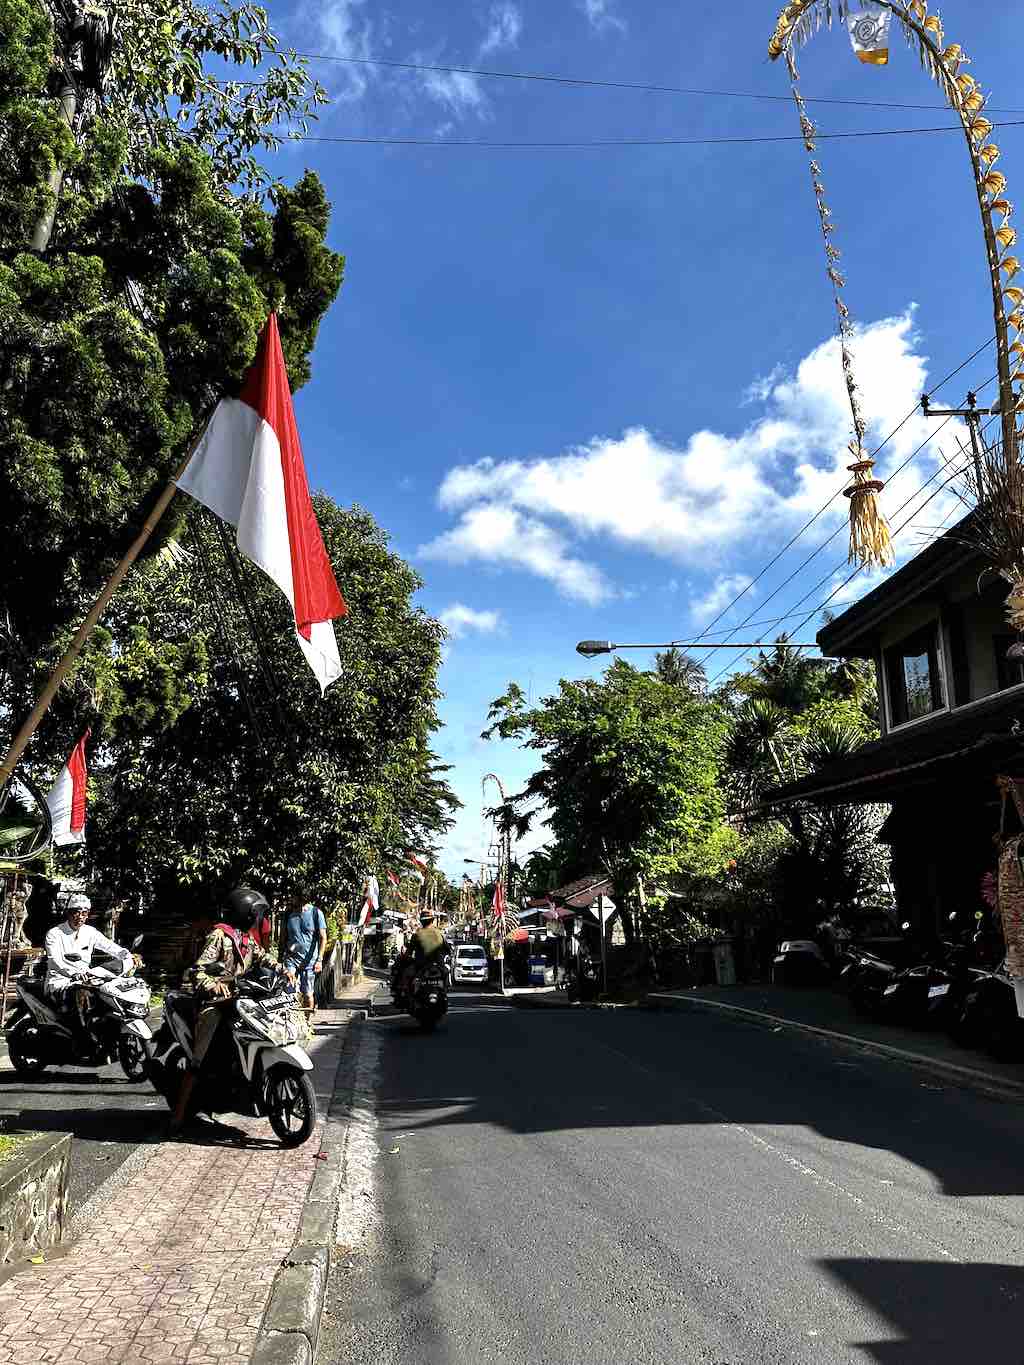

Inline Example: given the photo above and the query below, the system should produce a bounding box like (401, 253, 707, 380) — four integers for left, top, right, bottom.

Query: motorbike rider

(44, 893, 134, 1031)
(398, 908, 446, 997)
(169, 886, 294, 1134)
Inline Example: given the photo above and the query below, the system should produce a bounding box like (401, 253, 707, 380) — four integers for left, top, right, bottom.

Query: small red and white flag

(176, 314, 347, 693)
(386, 870, 400, 889)
(46, 731, 90, 847)
(406, 852, 429, 879)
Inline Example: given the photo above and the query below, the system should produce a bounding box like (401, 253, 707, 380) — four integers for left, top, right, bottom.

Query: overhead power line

(296, 119, 1024, 149)
(286, 51, 1024, 117)
(689, 338, 994, 650)
(706, 414, 997, 685)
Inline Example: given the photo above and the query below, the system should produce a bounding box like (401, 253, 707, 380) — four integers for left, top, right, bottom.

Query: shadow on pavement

(371, 1007, 1024, 1198)
(9, 1105, 165, 1144)
(822, 1259, 1024, 1361)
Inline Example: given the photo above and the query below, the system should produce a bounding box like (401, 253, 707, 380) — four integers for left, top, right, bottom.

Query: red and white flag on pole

(357, 874, 380, 929)
(406, 852, 429, 879)
(491, 877, 506, 923)
(386, 870, 400, 889)
(46, 731, 90, 847)
(176, 314, 347, 693)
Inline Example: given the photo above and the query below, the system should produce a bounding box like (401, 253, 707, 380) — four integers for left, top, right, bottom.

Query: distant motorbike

(6, 938, 153, 1081)
(392, 960, 448, 1031)
(149, 961, 316, 1147)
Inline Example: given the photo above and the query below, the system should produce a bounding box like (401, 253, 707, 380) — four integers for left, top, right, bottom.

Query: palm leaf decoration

(767, 1, 1024, 627)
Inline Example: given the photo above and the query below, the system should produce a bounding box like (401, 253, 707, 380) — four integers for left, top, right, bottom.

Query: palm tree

(654, 647, 707, 694)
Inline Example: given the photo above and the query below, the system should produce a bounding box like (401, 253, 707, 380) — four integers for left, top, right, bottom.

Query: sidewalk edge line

(646, 992, 1024, 1101)
(251, 1010, 367, 1365)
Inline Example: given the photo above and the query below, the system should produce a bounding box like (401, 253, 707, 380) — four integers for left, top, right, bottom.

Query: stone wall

(0, 1134, 70, 1265)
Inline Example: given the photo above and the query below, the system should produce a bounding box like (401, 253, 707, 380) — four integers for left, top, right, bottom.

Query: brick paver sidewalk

(0, 986, 377, 1365)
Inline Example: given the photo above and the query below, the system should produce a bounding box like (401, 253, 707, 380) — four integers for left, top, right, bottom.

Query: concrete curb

(646, 991, 1024, 1103)
(251, 1017, 366, 1365)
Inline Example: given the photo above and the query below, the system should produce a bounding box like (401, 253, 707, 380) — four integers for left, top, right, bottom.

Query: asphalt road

(0, 1044, 166, 1213)
(320, 992, 1024, 1365)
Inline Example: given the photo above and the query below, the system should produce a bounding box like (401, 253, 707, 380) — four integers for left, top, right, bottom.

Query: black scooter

(953, 964, 1024, 1061)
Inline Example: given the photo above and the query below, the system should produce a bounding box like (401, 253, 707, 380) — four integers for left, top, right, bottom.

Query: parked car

(772, 939, 828, 987)
(452, 944, 489, 986)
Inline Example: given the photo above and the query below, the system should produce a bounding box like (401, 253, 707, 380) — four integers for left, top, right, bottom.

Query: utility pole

(31, 3, 115, 253)
(920, 391, 988, 500)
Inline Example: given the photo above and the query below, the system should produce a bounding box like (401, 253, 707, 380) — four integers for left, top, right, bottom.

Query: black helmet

(419, 909, 435, 925)
(223, 885, 269, 932)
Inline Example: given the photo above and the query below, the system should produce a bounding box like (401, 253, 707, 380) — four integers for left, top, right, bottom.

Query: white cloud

(427, 312, 972, 603)
(743, 364, 786, 405)
(690, 574, 754, 626)
(481, 2, 523, 54)
(580, 0, 626, 33)
(439, 603, 503, 638)
(418, 67, 486, 116)
(317, 0, 373, 102)
(419, 504, 611, 604)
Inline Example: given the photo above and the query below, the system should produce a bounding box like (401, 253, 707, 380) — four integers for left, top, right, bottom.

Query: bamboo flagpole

(0, 424, 207, 793)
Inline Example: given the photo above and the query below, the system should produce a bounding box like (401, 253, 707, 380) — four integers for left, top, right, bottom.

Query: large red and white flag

(176, 314, 347, 693)
(46, 731, 90, 847)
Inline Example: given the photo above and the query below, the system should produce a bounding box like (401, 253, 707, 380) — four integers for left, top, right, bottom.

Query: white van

(452, 944, 489, 986)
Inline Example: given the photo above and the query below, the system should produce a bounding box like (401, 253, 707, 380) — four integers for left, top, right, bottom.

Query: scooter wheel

(118, 1029, 155, 1083)
(8, 1027, 47, 1079)
(265, 1065, 316, 1148)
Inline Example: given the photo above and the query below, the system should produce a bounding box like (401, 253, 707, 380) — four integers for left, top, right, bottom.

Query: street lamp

(575, 639, 822, 658)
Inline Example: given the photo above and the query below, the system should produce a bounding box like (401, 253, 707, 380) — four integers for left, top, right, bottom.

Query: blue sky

(268, 1, 1023, 875)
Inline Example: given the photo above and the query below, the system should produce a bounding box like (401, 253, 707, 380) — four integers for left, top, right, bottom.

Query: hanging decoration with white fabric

(176, 314, 348, 693)
(45, 730, 90, 847)
(845, 1, 891, 64)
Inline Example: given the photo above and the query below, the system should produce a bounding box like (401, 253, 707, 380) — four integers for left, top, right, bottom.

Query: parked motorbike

(149, 961, 316, 1146)
(841, 943, 901, 1016)
(951, 964, 1024, 1061)
(6, 937, 153, 1081)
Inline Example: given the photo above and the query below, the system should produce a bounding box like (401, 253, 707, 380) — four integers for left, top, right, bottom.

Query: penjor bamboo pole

(0, 424, 207, 792)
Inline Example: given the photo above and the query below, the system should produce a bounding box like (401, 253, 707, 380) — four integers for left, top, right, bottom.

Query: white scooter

(7, 938, 154, 1081)
(150, 960, 316, 1147)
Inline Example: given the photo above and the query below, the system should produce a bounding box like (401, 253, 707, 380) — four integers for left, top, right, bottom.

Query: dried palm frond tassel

(782, 49, 894, 569)
(844, 444, 894, 567)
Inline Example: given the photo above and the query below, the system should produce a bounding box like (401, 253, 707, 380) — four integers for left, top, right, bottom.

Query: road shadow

(822, 1258, 1024, 1361)
(370, 1007, 1024, 1198)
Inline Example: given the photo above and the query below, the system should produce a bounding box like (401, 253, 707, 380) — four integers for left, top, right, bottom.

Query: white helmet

(66, 893, 91, 912)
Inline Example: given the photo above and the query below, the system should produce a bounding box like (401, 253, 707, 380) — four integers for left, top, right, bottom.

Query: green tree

(82, 498, 458, 911)
(484, 660, 737, 939)
(1, 0, 343, 772)
(653, 647, 707, 694)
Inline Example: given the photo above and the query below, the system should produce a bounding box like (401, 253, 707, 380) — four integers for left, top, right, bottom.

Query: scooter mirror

(132, 934, 144, 948)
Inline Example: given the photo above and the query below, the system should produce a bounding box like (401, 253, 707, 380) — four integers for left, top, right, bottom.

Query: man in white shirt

(44, 893, 133, 1024)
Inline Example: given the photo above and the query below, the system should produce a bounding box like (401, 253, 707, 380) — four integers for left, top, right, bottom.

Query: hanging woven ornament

(784, 47, 894, 568)
(845, 443, 894, 567)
